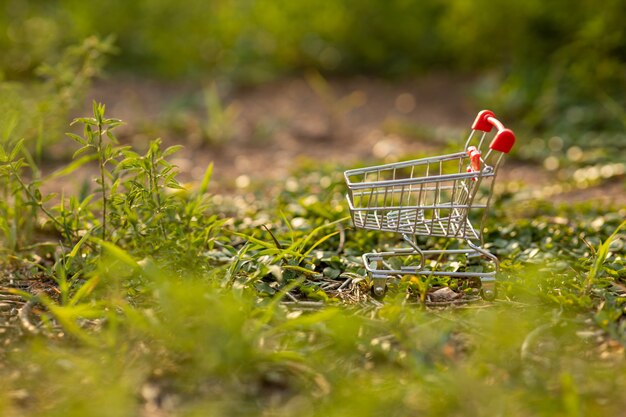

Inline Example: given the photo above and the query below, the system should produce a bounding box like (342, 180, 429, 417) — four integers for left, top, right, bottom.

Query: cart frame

(344, 110, 516, 298)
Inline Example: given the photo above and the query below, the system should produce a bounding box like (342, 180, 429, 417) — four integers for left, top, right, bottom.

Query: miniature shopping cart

(344, 110, 516, 299)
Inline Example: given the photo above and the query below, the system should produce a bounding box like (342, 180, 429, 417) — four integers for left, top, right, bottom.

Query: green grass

(0, 99, 625, 416)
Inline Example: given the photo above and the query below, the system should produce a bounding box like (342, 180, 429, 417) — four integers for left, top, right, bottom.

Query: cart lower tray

(351, 208, 480, 239)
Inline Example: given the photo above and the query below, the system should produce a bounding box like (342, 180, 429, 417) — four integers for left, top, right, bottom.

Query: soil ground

(64, 74, 625, 206)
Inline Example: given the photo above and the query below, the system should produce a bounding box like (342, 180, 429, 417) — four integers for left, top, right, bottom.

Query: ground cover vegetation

(0, 83, 624, 416)
(0, 2, 625, 415)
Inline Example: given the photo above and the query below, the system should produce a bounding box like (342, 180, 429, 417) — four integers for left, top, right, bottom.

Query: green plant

(0, 138, 69, 249)
(68, 102, 125, 241)
(228, 216, 347, 295)
(202, 83, 241, 145)
(584, 219, 626, 292)
(64, 103, 227, 272)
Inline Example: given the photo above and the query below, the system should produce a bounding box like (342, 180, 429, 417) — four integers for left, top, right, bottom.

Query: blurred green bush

(1, 0, 625, 134)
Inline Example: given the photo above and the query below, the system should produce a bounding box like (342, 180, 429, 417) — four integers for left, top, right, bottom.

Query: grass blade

(584, 219, 626, 292)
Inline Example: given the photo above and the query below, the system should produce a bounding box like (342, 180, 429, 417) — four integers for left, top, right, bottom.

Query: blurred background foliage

(1, 0, 625, 138)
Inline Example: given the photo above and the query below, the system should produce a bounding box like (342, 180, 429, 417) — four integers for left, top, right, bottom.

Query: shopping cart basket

(344, 110, 516, 299)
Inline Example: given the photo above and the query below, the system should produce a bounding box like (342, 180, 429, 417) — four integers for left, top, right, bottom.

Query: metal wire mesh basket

(344, 110, 516, 298)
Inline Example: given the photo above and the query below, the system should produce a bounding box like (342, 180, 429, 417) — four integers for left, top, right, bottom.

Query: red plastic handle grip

(471, 110, 516, 154)
(467, 146, 481, 171)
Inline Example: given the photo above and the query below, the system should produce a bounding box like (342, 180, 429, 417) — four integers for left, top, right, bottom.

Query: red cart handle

(471, 110, 516, 154)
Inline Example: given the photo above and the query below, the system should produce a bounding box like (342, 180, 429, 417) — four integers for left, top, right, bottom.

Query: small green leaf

(166, 179, 184, 189)
(66, 132, 87, 145)
(104, 118, 123, 126)
(163, 145, 184, 157)
(92, 238, 141, 271)
(71, 117, 97, 126)
(67, 229, 93, 265)
(323, 267, 341, 279)
(69, 275, 100, 306)
(9, 138, 25, 161)
(198, 163, 213, 195)
(93, 101, 104, 123)
(105, 130, 118, 143)
(73, 145, 93, 159)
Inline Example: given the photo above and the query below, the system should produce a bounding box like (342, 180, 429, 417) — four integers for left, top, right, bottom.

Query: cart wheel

(371, 283, 388, 301)
(480, 285, 497, 301)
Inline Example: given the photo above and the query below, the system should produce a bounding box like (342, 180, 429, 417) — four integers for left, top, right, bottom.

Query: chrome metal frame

(345, 127, 508, 296)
